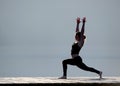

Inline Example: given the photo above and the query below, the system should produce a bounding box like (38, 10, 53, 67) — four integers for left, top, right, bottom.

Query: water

(0, 45, 120, 77)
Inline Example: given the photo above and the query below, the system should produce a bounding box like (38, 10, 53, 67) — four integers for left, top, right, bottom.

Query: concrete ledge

(0, 77, 120, 86)
(0, 83, 120, 86)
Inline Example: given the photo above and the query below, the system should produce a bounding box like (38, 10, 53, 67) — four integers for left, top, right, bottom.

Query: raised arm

(76, 17, 80, 32)
(81, 17, 86, 36)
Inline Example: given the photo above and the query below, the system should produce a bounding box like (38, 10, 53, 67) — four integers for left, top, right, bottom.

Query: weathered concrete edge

(0, 83, 120, 86)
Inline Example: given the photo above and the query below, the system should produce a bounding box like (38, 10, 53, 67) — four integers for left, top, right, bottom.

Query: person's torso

(71, 40, 84, 55)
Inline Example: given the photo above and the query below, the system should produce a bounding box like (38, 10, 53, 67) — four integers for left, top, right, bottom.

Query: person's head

(75, 32, 86, 41)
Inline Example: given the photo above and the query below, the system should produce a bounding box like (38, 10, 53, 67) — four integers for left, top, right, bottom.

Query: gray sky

(0, 0, 120, 77)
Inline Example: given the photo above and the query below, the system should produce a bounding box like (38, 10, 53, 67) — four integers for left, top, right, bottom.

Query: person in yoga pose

(59, 17, 102, 79)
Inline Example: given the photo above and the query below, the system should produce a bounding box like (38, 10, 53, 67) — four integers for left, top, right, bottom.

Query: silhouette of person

(59, 17, 102, 79)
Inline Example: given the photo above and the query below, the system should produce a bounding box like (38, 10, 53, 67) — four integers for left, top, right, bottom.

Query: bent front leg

(62, 59, 75, 76)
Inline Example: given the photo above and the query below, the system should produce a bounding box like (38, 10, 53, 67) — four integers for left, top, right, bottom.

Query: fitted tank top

(71, 42, 80, 55)
(71, 39, 84, 55)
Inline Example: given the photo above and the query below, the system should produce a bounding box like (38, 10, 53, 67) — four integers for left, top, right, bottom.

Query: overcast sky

(0, 0, 120, 77)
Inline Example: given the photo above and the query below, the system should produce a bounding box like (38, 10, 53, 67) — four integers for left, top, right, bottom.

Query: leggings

(62, 56, 100, 76)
